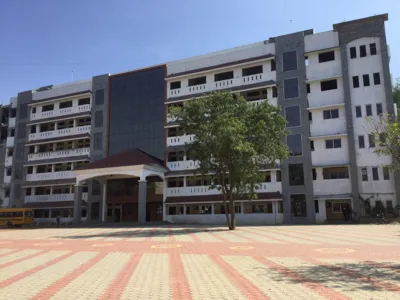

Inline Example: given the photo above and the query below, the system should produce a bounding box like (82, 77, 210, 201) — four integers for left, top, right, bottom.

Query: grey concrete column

(101, 181, 107, 222)
(138, 180, 147, 225)
(73, 185, 83, 224)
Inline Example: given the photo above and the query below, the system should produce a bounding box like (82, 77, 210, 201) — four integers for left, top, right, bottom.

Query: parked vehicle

(0, 208, 33, 228)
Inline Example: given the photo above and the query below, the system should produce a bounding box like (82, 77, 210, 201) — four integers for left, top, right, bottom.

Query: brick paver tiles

(0, 224, 398, 299)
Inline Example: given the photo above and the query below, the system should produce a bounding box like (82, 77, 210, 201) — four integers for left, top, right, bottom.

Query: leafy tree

(393, 78, 400, 107)
(367, 114, 400, 170)
(170, 91, 289, 230)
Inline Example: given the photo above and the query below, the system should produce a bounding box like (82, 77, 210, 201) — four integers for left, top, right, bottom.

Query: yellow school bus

(0, 208, 34, 228)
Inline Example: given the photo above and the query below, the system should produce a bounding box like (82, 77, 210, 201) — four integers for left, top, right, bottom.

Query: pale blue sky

(0, 0, 399, 102)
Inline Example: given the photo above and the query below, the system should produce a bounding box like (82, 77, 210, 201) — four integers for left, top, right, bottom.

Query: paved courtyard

(0, 224, 398, 299)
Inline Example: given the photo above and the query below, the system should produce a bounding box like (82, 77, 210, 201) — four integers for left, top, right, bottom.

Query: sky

(0, 0, 399, 102)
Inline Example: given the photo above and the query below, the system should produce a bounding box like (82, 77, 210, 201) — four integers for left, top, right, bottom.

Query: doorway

(325, 199, 352, 221)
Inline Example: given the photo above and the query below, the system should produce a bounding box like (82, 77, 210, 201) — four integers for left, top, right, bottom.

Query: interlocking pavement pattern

(0, 225, 398, 299)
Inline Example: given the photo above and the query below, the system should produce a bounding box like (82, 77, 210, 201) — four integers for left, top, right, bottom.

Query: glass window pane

(284, 78, 299, 99)
(282, 51, 297, 72)
(287, 134, 302, 156)
(285, 106, 301, 127)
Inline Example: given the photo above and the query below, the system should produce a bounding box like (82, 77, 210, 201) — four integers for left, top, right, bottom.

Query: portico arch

(72, 149, 167, 224)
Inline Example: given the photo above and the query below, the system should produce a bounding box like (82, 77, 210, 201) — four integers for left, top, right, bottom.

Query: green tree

(170, 91, 289, 230)
(393, 78, 400, 107)
(367, 114, 400, 170)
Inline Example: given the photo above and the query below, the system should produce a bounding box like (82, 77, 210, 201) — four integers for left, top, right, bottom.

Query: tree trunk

(223, 200, 232, 230)
(229, 200, 236, 230)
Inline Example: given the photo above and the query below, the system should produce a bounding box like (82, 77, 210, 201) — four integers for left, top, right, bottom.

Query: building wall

(108, 66, 166, 160)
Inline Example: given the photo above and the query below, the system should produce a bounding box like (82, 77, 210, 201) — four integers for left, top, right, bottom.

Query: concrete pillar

(101, 181, 107, 222)
(138, 180, 147, 225)
(73, 185, 83, 224)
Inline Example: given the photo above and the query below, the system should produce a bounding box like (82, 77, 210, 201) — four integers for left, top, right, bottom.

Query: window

(282, 51, 297, 72)
(95, 90, 104, 105)
(306, 84, 310, 94)
(188, 76, 206, 86)
(214, 71, 233, 82)
(314, 200, 319, 213)
(323, 109, 339, 119)
(363, 74, 370, 86)
(284, 78, 299, 99)
(289, 164, 304, 186)
(271, 59, 276, 71)
(372, 167, 379, 181)
(325, 139, 341, 149)
(272, 86, 278, 98)
(373, 72, 381, 85)
(79, 98, 91, 106)
(287, 134, 302, 156)
(31, 107, 37, 114)
(291, 194, 307, 217)
(350, 47, 357, 59)
(95, 110, 103, 128)
(320, 79, 337, 91)
(383, 167, 390, 180)
(308, 111, 312, 122)
(323, 167, 349, 179)
(305, 56, 309, 66)
(353, 76, 360, 88)
(59, 101, 73, 109)
(94, 132, 103, 150)
(170, 81, 181, 90)
(310, 140, 315, 151)
(366, 104, 372, 116)
(370, 43, 377, 55)
(92, 181, 101, 195)
(358, 135, 365, 148)
(276, 170, 281, 182)
(356, 106, 362, 118)
(360, 45, 367, 57)
(285, 106, 301, 127)
(252, 204, 265, 213)
(386, 200, 393, 214)
(42, 104, 54, 112)
(264, 172, 271, 182)
(318, 51, 335, 63)
(312, 168, 317, 180)
(242, 65, 263, 76)
(376, 103, 383, 115)
(368, 134, 375, 147)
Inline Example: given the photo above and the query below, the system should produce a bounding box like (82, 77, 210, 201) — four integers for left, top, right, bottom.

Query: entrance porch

(74, 149, 167, 225)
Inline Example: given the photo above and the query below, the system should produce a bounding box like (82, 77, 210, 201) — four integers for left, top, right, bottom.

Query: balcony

(25, 193, 88, 203)
(168, 71, 276, 99)
(6, 137, 14, 147)
(8, 117, 16, 128)
(4, 176, 11, 184)
(307, 89, 344, 108)
(306, 61, 341, 82)
(167, 160, 199, 171)
(28, 148, 90, 161)
(313, 179, 351, 196)
(5, 156, 12, 167)
(166, 181, 280, 197)
(26, 171, 75, 182)
(28, 125, 91, 142)
(167, 134, 195, 147)
(30, 104, 91, 121)
(248, 97, 277, 107)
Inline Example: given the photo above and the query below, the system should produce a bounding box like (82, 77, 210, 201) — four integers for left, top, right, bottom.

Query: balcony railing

(313, 179, 351, 195)
(6, 137, 14, 148)
(25, 193, 88, 203)
(28, 148, 90, 161)
(167, 134, 195, 147)
(166, 181, 281, 197)
(26, 171, 75, 182)
(167, 160, 199, 171)
(8, 117, 16, 128)
(28, 125, 91, 141)
(4, 156, 12, 167)
(4, 176, 11, 184)
(30, 104, 91, 121)
(306, 60, 341, 82)
(168, 71, 276, 99)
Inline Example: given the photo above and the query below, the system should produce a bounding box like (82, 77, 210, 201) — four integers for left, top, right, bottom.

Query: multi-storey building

(1, 14, 398, 225)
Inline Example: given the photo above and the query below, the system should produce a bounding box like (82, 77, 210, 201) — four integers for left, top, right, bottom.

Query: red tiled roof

(78, 148, 165, 171)
(165, 192, 281, 204)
